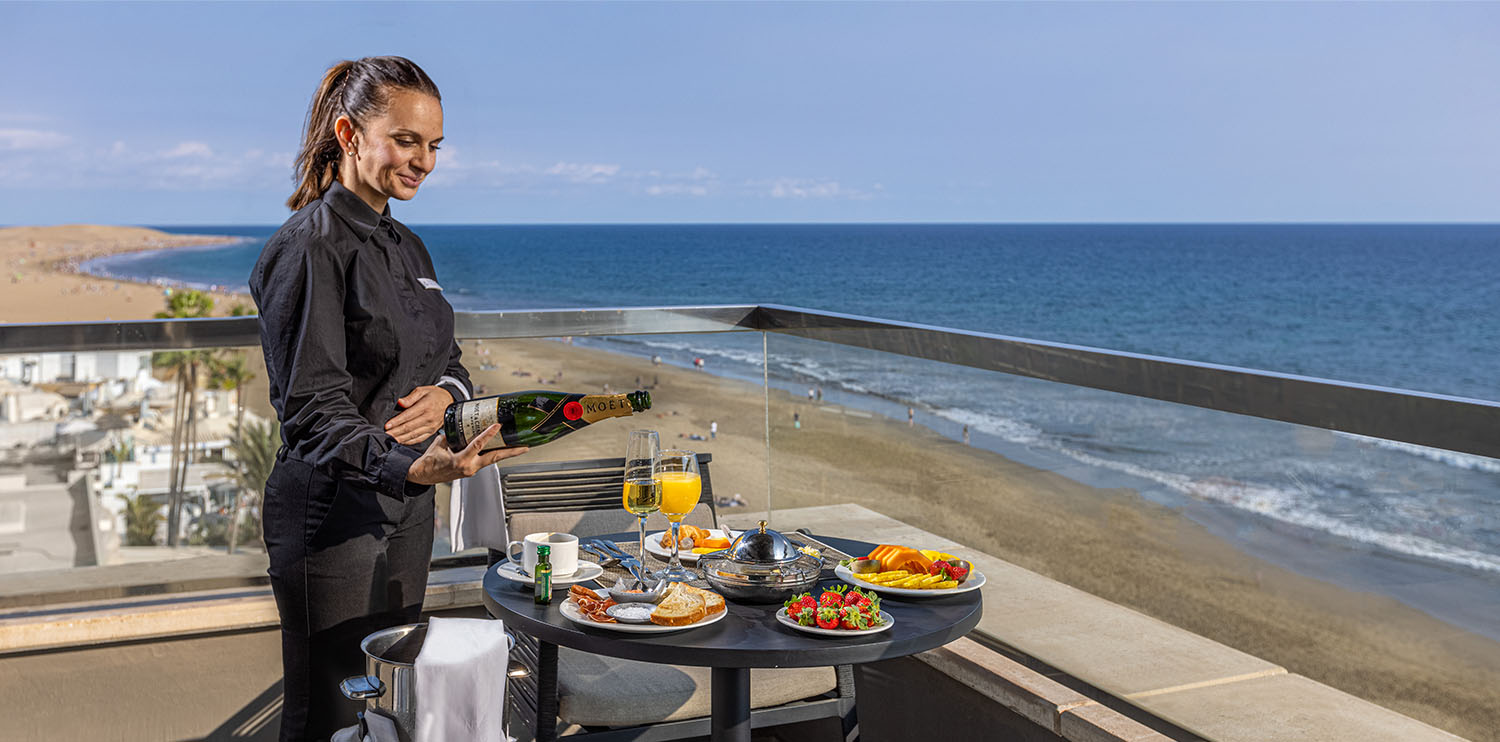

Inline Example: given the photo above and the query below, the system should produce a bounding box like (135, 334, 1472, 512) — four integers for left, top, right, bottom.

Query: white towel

(415, 616, 514, 742)
(439, 379, 509, 552)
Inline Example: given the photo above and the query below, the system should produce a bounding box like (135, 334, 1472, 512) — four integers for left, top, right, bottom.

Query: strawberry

(794, 605, 817, 627)
(815, 606, 841, 630)
(839, 605, 870, 630)
(929, 560, 969, 582)
(818, 587, 845, 609)
(843, 590, 862, 606)
(785, 593, 817, 614)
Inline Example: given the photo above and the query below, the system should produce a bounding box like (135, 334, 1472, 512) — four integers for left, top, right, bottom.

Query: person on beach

(249, 56, 528, 742)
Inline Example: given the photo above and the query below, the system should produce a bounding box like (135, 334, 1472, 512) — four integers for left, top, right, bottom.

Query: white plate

(642, 529, 735, 564)
(559, 596, 729, 633)
(494, 560, 605, 587)
(834, 563, 987, 598)
(775, 607, 894, 636)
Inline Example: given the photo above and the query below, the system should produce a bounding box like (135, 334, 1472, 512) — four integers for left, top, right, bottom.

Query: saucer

(494, 560, 605, 587)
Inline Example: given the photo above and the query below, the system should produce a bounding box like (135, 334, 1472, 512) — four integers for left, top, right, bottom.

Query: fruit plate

(643, 529, 737, 565)
(494, 560, 605, 587)
(834, 563, 987, 598)
(559, 597, 728, 633)
(774, 607, 894, 636)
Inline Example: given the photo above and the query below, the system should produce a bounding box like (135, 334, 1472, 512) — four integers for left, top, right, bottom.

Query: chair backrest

(499, 454, 719, 538)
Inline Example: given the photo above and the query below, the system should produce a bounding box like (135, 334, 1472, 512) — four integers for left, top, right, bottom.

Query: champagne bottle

(443, 389, 651, 453)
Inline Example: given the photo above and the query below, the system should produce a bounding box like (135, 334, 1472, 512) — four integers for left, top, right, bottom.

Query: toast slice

(650, 583, 706, 626)
(680, 583, 725, 617)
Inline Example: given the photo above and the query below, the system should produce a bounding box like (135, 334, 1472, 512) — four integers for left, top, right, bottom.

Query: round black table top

(481, 534, 983, 669)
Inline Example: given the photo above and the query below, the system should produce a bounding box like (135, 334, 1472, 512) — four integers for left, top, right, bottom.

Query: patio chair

(492, 455, 856, 742)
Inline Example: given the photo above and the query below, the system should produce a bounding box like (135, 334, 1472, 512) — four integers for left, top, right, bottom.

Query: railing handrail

(1, 304, 1496, 459)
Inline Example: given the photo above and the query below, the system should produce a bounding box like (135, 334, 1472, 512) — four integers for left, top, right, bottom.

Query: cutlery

(602, 541, 651, 584)
(584, 539, 650, 587)
(579, 543, 620, 569)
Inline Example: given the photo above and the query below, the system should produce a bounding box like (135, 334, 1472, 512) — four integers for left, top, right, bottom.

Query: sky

(1, 1, 1497, 225)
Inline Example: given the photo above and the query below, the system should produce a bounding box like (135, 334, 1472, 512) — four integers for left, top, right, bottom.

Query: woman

(250, 56, 527, 742)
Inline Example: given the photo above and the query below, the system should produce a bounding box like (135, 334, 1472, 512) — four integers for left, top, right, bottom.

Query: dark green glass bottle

(443, 390, 651, 454)
(534, 545, 552, 605)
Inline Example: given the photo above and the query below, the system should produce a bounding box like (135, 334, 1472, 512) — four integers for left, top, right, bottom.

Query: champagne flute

(622, 430, 662, 579)
(651, 449, 701, 583)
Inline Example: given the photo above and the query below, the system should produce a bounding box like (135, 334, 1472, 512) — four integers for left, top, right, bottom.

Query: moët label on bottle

(579, 394, 636, 423)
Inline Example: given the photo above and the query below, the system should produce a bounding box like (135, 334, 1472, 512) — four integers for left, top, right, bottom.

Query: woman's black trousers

(263, 454, 435, 742)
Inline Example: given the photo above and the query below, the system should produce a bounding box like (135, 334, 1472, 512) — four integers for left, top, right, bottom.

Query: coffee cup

(506, 532, 579, 578)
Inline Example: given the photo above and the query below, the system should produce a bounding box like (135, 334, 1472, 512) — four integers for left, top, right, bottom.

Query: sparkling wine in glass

(623, 430, 661, 575)
(652, 449, 701, 583)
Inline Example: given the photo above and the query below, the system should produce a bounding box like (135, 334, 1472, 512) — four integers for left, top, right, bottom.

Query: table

(481, 534, 983, 742)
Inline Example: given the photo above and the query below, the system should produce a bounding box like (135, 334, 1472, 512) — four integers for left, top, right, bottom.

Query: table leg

(710, 666, 751, 742)
(537, 640, 558, 742)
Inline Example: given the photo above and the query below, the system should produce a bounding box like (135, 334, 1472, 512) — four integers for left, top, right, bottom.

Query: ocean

(87, 223, 1500, 636)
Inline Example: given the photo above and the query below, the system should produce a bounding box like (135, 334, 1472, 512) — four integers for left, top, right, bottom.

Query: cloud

(0, 135, 290, 190)
(424, 155, 721, 198)
(762, 177, 869, 200)
(543, 161, 620, 184)
(0, 129, 69, 151)
(163, 141, 213, 158)
(645, 184, 710, 197)
(0, 128, 874, 207)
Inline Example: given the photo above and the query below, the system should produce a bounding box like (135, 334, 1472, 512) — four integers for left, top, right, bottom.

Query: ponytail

(286, 56, 441, 211)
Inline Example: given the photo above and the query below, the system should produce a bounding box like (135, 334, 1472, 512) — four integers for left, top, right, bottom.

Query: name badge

(417, 278, 443, 291)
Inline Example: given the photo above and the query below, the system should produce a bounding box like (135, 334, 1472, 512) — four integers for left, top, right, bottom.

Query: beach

(6, 226, 1497, 739)
(0, 225, 247, 323)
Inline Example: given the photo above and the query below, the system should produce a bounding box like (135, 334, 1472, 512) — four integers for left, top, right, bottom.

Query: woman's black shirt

(249, 181, 470, 498)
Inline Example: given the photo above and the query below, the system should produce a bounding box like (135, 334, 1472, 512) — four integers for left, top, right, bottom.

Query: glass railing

(1, 305, 1496, 738)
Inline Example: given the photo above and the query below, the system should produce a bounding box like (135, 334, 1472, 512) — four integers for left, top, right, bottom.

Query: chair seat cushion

(556, 648, 838, 728)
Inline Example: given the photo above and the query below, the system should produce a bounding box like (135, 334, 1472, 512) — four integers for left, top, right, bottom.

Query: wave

(1066, 450, 1500, 574)
(1336, 432, 1500, 475)
(930, 406, 1043, 445)
(929, 404, 1500, 574)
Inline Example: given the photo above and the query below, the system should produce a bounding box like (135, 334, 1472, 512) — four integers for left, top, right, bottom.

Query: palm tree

(107, 437, 133, 484)
(227, 418, 279, 553)
(208, 354, 254, 435)
(153, 289, 214, 547)
(118, 492, 164, 546)
(209, 353, 256, 553)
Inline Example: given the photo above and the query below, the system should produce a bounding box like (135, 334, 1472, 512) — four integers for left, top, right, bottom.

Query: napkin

(415, 616, 515, 742)
(439, 378, 509, 552)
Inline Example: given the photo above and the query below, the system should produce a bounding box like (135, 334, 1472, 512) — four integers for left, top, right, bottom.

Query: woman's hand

(385, 385, 455, 445)
(407, 423, 529, 485)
